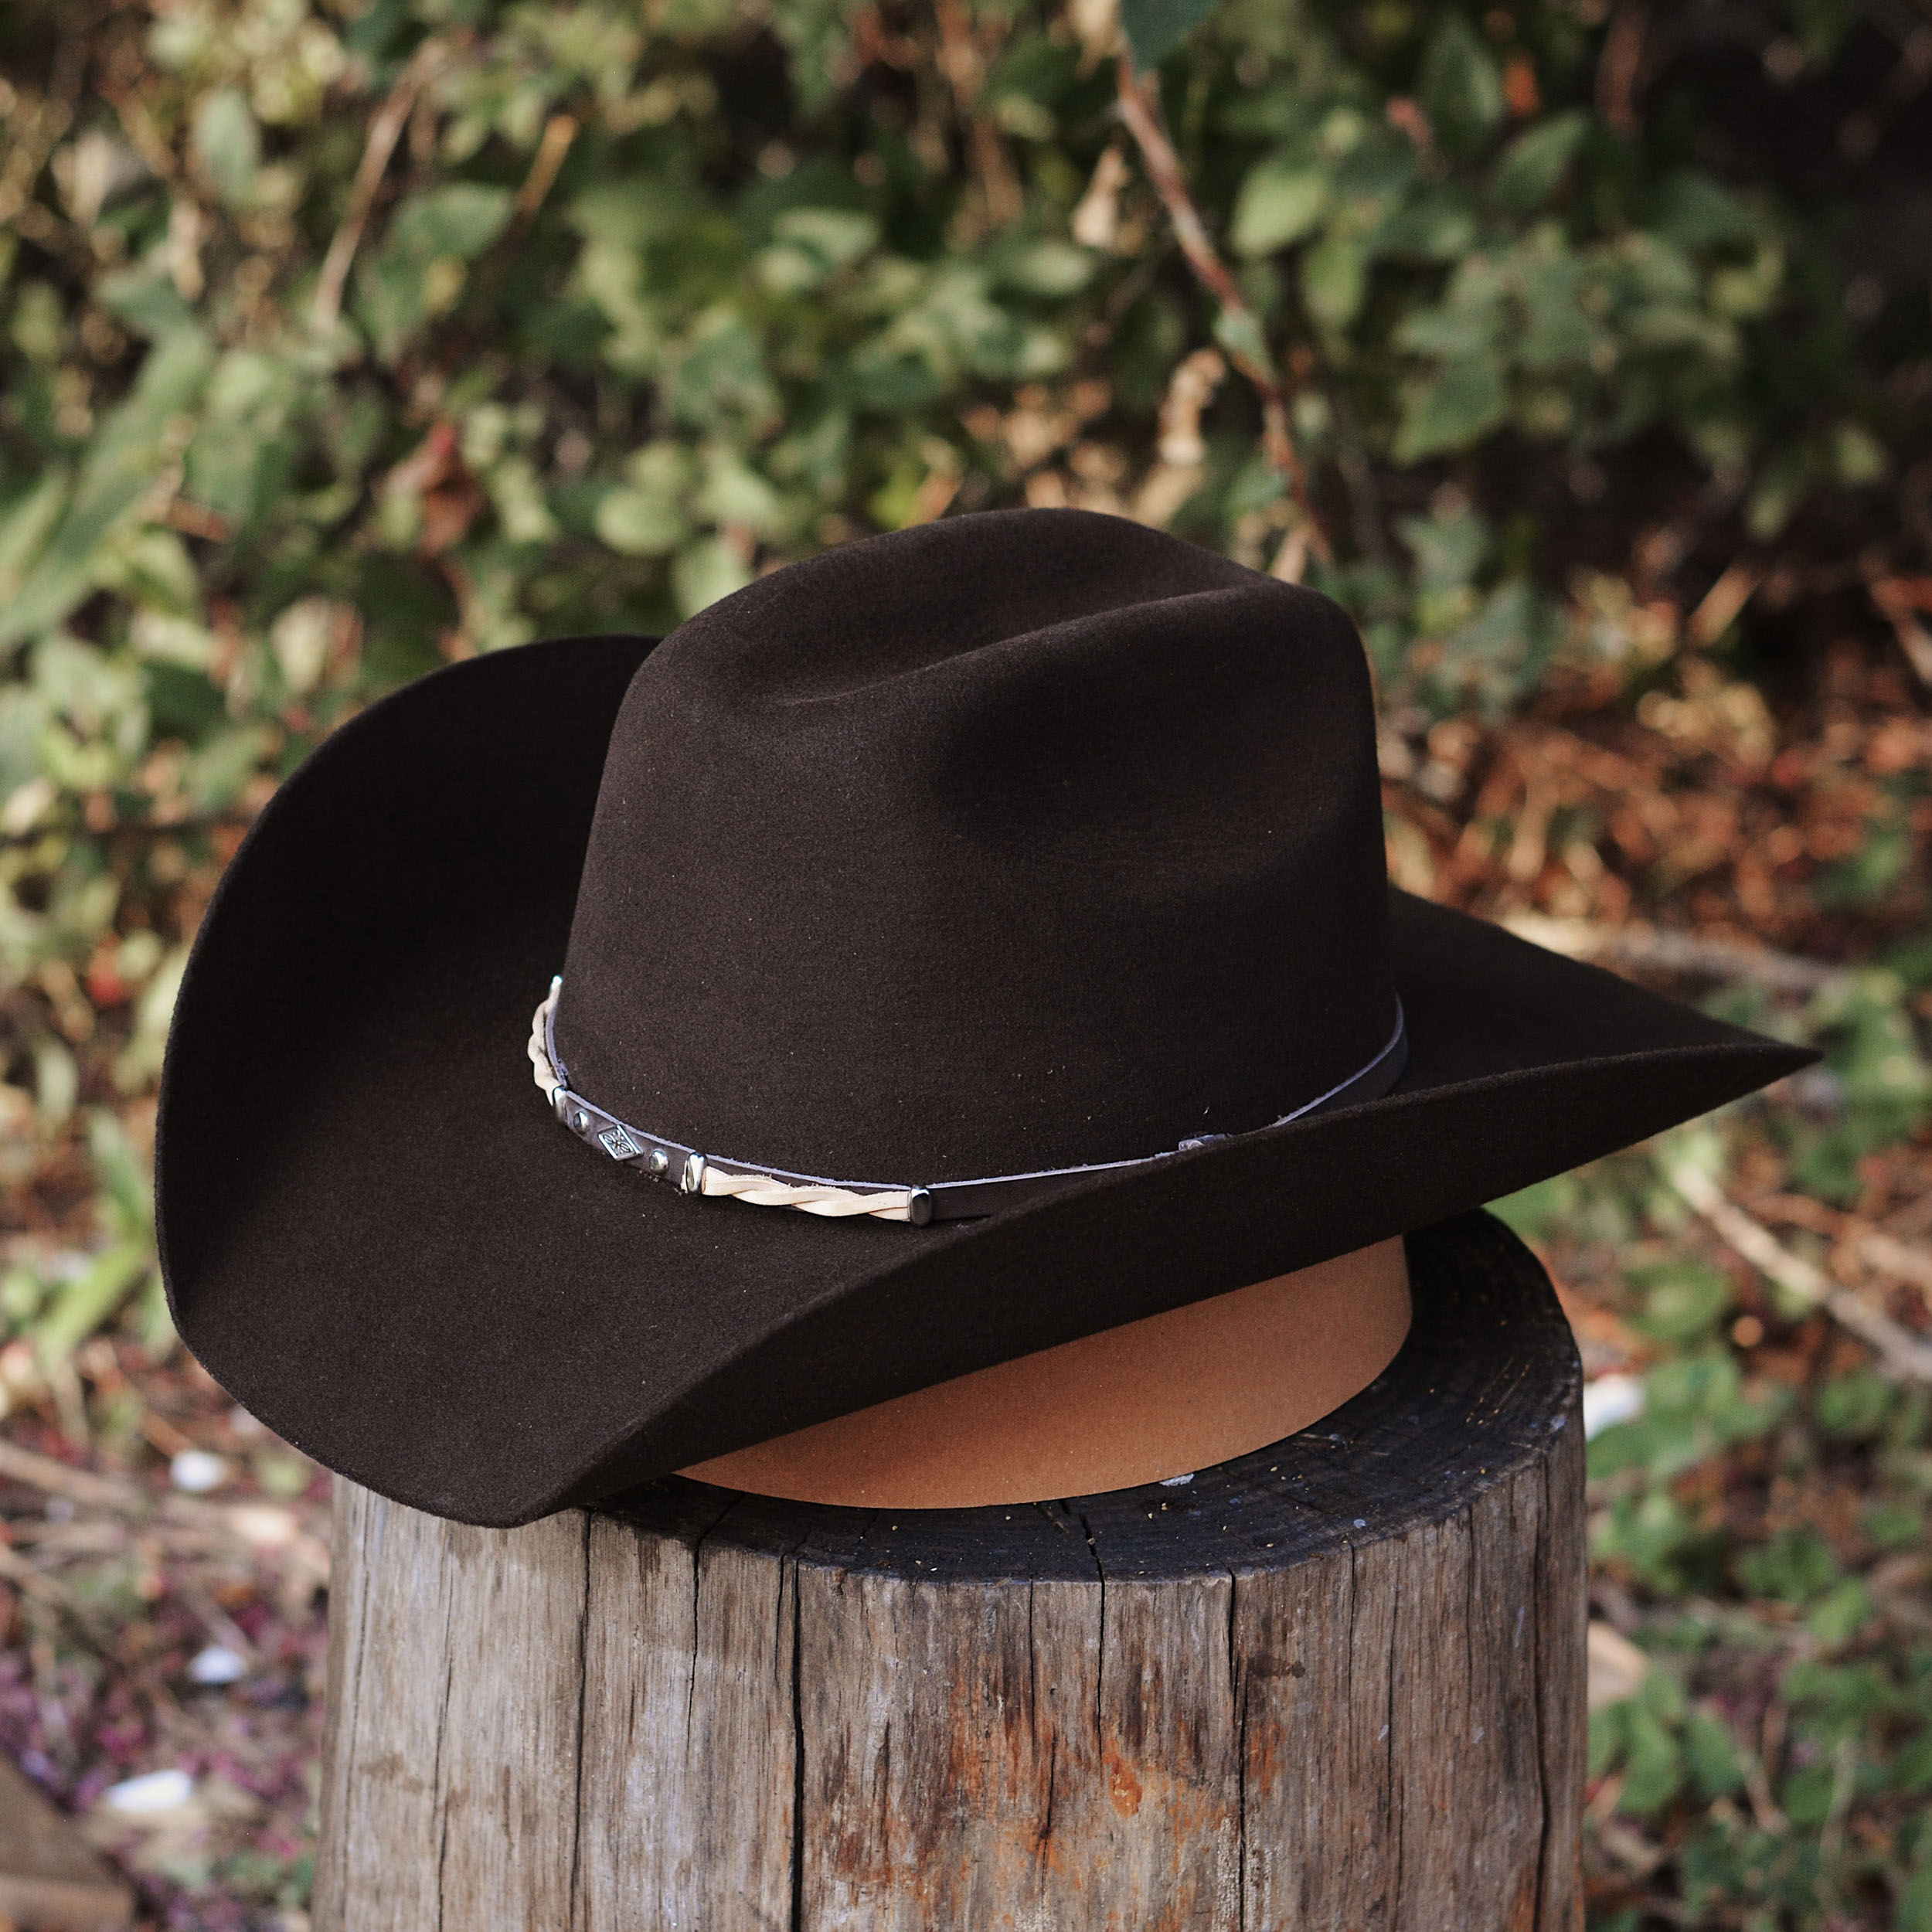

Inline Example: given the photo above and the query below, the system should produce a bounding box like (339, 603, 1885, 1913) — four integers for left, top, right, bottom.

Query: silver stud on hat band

(528, 978, 1407, 1225)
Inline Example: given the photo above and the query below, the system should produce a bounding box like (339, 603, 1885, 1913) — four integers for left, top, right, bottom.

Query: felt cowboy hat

(157, 509, 1808, 1527)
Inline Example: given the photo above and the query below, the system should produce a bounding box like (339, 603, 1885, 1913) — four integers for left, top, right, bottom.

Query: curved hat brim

(158, 637, 1810, 1526)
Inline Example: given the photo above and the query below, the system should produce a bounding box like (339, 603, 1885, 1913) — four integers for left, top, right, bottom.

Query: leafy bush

(5, 7, 1932, 1926)
(4, 0, 1927, 1421)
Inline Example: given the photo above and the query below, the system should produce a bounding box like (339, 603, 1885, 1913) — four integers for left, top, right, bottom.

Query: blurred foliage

(0, 0, 1926, 1261)
(4, 0, 1932, 1923)
(1499, 1103, 1932, 1931)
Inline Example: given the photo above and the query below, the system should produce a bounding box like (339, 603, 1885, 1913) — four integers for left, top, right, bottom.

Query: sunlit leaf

(1230, 158, 1328, 257)
(1489, 110, 1590, 210)
(1393, 355, 1507, 461)
(1417, 14, 1505, 151)
(191, 89, 261, 209)
(1120, 0, 1222, 70)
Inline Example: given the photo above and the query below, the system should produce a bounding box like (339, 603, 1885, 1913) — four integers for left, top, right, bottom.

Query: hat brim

(158, 635, 1810, 1526)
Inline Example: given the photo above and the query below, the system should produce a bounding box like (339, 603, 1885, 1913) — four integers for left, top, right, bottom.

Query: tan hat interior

(679, 1235, 1412, 1509)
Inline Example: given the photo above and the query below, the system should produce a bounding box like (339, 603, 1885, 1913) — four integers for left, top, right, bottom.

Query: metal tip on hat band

(529, 982, 1408, 1226)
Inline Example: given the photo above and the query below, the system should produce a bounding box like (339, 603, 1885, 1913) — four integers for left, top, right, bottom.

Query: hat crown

(556, 509, 1394, 1184)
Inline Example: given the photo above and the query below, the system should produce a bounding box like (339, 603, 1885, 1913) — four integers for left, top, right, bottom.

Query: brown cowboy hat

(157, 509, 1808, 1526)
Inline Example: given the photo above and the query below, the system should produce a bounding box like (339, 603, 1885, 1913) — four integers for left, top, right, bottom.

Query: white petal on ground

(188, 1645, 246, 1685)
(170, 1449, 230, 1493)
(1582, 1373, 1646, 1440)
(102, 1768, 194, 1814)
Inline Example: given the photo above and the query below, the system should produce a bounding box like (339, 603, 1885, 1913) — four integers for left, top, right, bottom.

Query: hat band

(529, 984, 1408, 1226)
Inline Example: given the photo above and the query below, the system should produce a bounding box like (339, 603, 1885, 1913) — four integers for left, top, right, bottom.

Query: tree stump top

(316, 1209, 1587, 1932)
(600, 1209, 1577, 1581)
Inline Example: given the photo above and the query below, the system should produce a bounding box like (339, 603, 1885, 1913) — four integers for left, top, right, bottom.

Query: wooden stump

(313, 1209, 1584, 1931)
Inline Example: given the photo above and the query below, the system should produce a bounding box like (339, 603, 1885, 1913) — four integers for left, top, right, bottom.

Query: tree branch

(311, 41, 446, 336)
(1666, 1161, 1932, 1384)
(1113, 56, 1330, 561)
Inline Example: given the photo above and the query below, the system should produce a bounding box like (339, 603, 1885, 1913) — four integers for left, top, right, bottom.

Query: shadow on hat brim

(157, 636, 1813, 1527)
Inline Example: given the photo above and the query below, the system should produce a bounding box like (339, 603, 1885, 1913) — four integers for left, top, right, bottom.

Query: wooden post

(313, 1210, 1584, 1930)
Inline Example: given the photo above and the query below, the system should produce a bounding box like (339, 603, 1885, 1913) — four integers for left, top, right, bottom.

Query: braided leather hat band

(528, 978, 1409, 1226)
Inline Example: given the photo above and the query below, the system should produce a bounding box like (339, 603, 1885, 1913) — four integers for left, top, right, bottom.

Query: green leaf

(1417, 14, 1505, 150)
(1121, 0, 1223, 70)
(696, 445, 786, 536)
(1401, 502, 1490, 594)
(1683, 1708, 1745, 1799)
(35, 1240, 151, 1361)
(0, 468, 70, 607)
(1488, 1173, 1579, 1241)
(1781, 1760, 1838, 1828)
(192, 88, 261, 208)
(1301, 234, 1366, 329)
(1651, 171, 1761, 250)
(1816, 1367, 1895, 1438)
(1899, 1864, 1932, 1932)
(666, 311, 781, 430)
(89, 1109, 154, 1239)
(1211, 303, 1270, 372)
(1739, 1528, 1840, 1604)
(594, 488, 685, 556)
(1619, 1708, 1684, 1814)
(1489, 110, 1590, 210)
(1393, 355, 1506, 461)
(995, 240, 1095, 297)
(1806, 1577, 1872, 1647)
(94, 269, 199, 341)
(1371, 189, 1478, 263)
(1229, 158, 1328, 257)
(0, 330, 215, 651)
(1516, 250, 1595, 371)
(356, 184, 515, 362)
(1832, 421, 1887, 487)
(388, 183, 516, 261)
(1628, 1262, 1733, 1343)
(1893, 1733, 1932, 1793)
(766, 206, 879, 282)
(182, 724, 276, 811)
(672, 535, 753, 617)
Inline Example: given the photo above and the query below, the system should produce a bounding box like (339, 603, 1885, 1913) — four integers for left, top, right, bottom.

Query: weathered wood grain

(315, 1209, 1585, 1932)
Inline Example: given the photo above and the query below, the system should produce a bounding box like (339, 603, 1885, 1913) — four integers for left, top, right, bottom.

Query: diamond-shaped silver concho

(597, 1124, 641, 1160)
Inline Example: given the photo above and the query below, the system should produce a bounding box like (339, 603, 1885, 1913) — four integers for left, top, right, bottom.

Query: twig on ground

(0, 93, 75, 232)
(1596, 2, 1651, 134)
(1743, 1728, 1788, 1835)
(447, 111, 578, 344)
(1503, 913, 1851, 998)
(1866, 569, 1932, 685)
(1112, 56, 1330, 561)
(1, 809, 254, 849)
(1666, 1162, 1932, 1383)
(1862, 1229, 1932, 1299)
(311, 41, 446, 335)
(1689, 561, 1763, 646)
(0, 1541, 69, 1606)
(514, 111, 577, 223)
(0, 1437, 138, 1513)
(0, 1438, 330, 1578)
(1750, 1196, 1932, 1303)
(1130, 347, 1223, 527)
(0, 1536, 125, 1655)
(935, 0, 1022, 229)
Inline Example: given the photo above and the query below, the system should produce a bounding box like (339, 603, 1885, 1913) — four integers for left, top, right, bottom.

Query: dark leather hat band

(529, 980, 1408, 1226)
